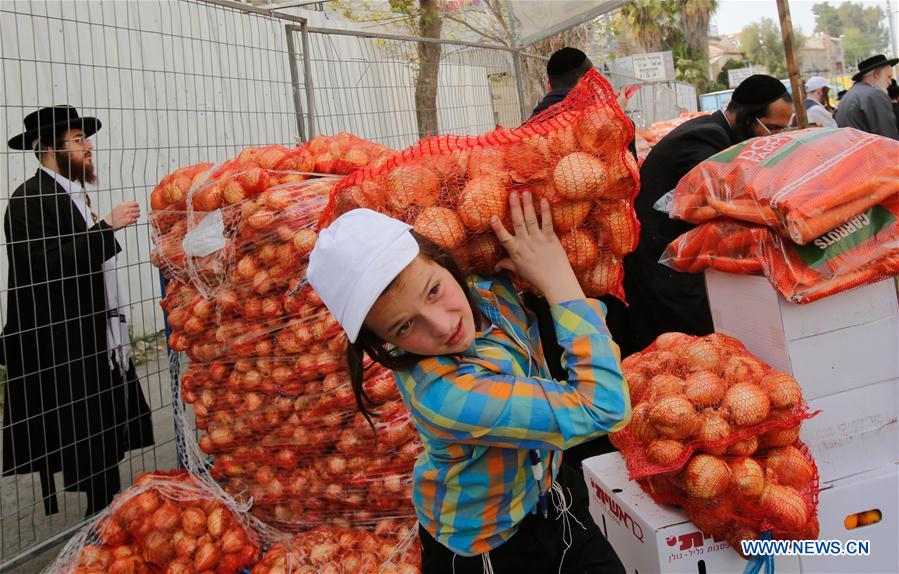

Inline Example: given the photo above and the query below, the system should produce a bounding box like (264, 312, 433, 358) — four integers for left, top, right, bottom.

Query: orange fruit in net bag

(761, 484, 809, 531)
(605, 152, 639, 200)
(463, 234, 505, 273)
(559, 229, 598, 271)
(342, 148, 370, 168)
(554, 152, 608, 200)
(646, 439, 686, 466)
(681, 454, 731, 499)
(597, 200, 638, 257)
(579, 255, 623, 296)
(274, 148, 315, 173)
(765, 446, 815, 490)
(414, 207, 466, 250)
(386, 165, 440, 211)
(550, 200, 592, 231)
(467, 146, 506, 180)
(505, 137, 550, 183)
(544, 111, 579, 156)
(578, 106, 626, 156)
(458, 176, 509, 231)
(256, 146, 290, 170)
(729, 458, 766, 499)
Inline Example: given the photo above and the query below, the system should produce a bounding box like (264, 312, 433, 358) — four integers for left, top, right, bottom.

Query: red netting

(251, 522, 420, 574)
(611, 332, 820, 555)
(660, 194, 899, 303)
(147, 137, 423, 568)
(610, 332, 817, 479)
(319, 68, 640, 301)
(668, 127, 899, 245)
(46, 470, 262, 574)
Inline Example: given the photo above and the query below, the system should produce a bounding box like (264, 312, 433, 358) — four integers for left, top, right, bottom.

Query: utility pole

(887, 0, 898, 59)
(776, 0, 807, 128)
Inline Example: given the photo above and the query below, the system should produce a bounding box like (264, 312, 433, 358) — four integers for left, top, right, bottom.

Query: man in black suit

(622, 75, 794, 355)
(3, 106, 154, 516)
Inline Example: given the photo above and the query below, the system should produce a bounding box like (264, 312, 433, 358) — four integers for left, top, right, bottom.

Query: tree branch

(443, 13, 509, 45)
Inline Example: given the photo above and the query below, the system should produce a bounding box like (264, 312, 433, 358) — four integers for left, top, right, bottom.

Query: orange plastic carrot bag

(669, 128, 899, 245)
(661, 195, 899, 303)
(320, 68, 640, 300)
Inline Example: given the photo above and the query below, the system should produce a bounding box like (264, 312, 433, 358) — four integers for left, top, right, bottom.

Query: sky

(714, 0, 898, 42)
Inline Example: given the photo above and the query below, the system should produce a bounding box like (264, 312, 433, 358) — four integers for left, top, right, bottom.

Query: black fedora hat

(851, 54, 899, 82)
(8, 105, 101, 150)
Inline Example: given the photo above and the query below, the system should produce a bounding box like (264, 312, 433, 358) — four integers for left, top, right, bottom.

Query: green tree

(812, 1, 889, 56)
(841, 26, 871, 69)
(741, 17, 805, 79)
(711, 58, 752, 91)
(615, 0, 719, 92)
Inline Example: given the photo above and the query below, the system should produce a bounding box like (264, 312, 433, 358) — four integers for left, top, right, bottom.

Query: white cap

(805, 76, 835, 92)
(307, 209, 420, 343)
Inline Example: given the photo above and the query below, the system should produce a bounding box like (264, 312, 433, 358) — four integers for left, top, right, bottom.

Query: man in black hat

(835, 54, 899, 139)
(531, 47, 595, 116)
(888, 79, 899, 133)
(621, 74, 794, 354)
(3, 106, 154, 516)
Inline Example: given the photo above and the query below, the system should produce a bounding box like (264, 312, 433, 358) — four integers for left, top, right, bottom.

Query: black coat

(620, 110, 738, 354)
(2, 169, 153, 490)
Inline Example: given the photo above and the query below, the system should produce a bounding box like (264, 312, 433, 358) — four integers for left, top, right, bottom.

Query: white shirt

(41, 166, 132, 371)
(806, 102, 837, 128)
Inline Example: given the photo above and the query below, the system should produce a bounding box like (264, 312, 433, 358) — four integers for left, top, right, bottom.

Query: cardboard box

(583, 452, 801, 573)
(800, 466, 898, 574)
(800, 379, 898, 483)
(705, 271, 899, 399)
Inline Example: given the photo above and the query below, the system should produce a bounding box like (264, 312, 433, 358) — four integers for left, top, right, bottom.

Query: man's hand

(104, 201, 141, 230)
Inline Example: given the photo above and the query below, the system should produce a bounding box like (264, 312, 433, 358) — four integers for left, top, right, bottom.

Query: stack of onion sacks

(150, 152, 422, 537)
(321, 68, 640, 300)
(611, 332, 820, 555)
(51, 471, 260, 574)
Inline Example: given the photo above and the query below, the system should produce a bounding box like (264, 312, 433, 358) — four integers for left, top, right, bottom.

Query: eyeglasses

(755, 118, 788, 135)
(62, 135, 89, 146)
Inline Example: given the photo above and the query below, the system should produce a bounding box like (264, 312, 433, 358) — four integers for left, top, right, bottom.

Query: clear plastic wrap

(660, 195, 899, 303)
(668, 127, 899, 245)
(148, 138, 422, 571)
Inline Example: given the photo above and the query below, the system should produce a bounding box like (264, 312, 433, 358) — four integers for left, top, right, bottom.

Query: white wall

(1, 0, 510, 337)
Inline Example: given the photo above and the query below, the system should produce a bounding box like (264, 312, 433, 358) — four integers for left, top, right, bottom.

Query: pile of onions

(611, 332, 820, 558)
(69, 471, 259, 574)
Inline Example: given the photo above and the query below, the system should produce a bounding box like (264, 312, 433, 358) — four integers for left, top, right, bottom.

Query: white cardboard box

(799, 466, 898, 574)
(705, 271, 899, 399)
(800, 379, 898, 483)
(583, 452, 801, 574)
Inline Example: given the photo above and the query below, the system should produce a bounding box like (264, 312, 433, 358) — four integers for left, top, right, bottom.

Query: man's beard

(57, 153, 97, 186)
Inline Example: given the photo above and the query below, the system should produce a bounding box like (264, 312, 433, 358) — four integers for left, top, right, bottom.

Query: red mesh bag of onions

(319, 68, 640, 300)
(149, 144, 423, 542)
(610, 332, 821, 555)
(251, 521, 420, 574)
(609, 332, 818, 478)
(44, 470, 262, 574)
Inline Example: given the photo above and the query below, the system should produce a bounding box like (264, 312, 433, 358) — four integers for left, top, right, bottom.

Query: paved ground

(0, 351, 186, 572)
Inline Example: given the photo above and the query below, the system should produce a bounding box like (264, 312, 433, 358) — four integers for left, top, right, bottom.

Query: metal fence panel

(1, 1, 530, 568)
(0, 0, 303, 567)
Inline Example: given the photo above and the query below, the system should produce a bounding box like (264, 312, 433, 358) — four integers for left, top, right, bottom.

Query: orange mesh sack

(661, 194, 899, 302)
(150, 142, 422, 545)
(668, 128, 899, 244)
(301, 132, 395, 175)
(641, 442, 820, 557)
(610, 332, 816, 478)
(320, 68, 640, 300)
(251, 522, 420, 574)
(44, 470, 261, 574)
(610, 332, 820, 555)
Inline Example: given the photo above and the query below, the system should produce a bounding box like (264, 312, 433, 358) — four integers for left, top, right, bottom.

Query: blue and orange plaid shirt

(392, 275, 631, 556)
